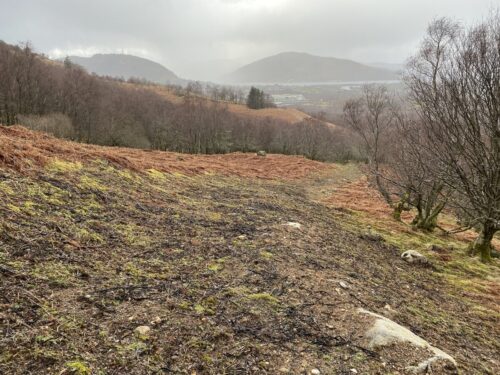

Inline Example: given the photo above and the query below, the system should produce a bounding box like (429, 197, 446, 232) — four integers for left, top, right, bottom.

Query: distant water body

(233, 80, 401, 87)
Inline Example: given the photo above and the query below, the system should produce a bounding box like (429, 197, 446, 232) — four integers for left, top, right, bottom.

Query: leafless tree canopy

(0, 41, 353, 162)
(405, 13, 500, 260)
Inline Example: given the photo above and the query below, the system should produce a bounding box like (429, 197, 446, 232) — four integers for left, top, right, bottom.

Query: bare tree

(406, 13, 500, 261)
(389, 108, 448, 229)
(343, 85, 395, 206)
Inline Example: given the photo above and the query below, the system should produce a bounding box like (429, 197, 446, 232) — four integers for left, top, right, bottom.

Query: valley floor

(0, 128, 498, 374)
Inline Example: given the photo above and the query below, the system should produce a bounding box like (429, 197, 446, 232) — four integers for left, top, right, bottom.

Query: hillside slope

(0, 128, 498, 374)
(68, 54, 180, 84)
(149, 85, 316, 125)
(225, 52, 398, 83)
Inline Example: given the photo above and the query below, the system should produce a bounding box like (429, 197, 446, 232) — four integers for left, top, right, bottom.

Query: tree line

(0, 41, 354, 161)
(344, 13, 499, 262)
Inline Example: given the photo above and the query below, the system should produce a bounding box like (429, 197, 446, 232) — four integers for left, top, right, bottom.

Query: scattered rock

(134, 325, 151, 336)
(278, 367, 290, 373)
(350, 369, 358, 374)
(339, 281, 349, 289)
(401, 250, 428, 264)
(257, 150, 267, 157)
(285, 222, 302, 229)
(150, 316, 162, 325)
(310, 369, 321, 375)
(357, 309, 457, 373)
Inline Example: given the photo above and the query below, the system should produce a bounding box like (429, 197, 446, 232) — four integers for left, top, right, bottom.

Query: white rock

(310, 369, 321, 375)
(150, 316, 162, 325)
(401, 250, 428, 264)
(285, 222, 302, 229)
(350, 369, 358, 374)
(357, 309, 456, 372)
(134, 325, 151, 336)
(339, 281, 349, 289)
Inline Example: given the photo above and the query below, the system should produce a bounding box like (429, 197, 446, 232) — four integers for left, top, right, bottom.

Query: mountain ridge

(68, 53, 180, 84)
(225, 51, 398, 83)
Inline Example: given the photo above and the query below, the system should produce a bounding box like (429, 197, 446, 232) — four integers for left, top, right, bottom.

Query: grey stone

(357, 309, 456, 373)
(134, 325, 151, 336)
(401, 250, 428, 264)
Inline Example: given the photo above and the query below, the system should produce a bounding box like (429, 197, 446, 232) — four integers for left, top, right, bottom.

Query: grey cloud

(0, 0, 495, 80)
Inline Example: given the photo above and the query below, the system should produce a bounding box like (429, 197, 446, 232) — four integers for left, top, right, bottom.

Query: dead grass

(0, 126, 329, 179)
(0, 138, 498, 374)
(149, 84, 317, 125)
(317, 168, 500, 312)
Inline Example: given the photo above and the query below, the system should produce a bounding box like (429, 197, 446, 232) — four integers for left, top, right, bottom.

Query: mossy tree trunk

(469, 223, 497, 263)
(392, 193, 410, 221)
(411, 183, 446, 232)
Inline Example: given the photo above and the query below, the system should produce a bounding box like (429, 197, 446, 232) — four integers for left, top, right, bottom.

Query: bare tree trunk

(392, 193, 410, 221)
(412, 206, 443, 231)
(469, 223, 497, 263)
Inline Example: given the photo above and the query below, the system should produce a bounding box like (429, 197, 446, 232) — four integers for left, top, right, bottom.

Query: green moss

(119, 341, 148, 354)
(123, 262, 144, 278)
(78, 175, 107, 192)
(194, 296, 217, 315)
(260, 251, 274, 259)
(206, 212, 222, 221)
(6, 204, 21, 213)
(20, 200, 38, 215)
(0, 181, 14, 195)
(194, 304, 207, 314)
(178, 301, 190, 310)
(116, 223, 151, 247)
(75, 227, 104, 245)
(46, 159, 82, 173)
(65, 360, 91, 375)
(147, 169, 167, 181)
(208, 263, 223, 272)
(32, 262, 75, 287)
(247, 293, 279, 304)
(353, 352, 367, 362)
(116, 168, 142, 183)
(75, 199, 102, 216)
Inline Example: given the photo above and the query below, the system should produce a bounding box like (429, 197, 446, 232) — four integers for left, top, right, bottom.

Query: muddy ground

(0, 130, 499, 374)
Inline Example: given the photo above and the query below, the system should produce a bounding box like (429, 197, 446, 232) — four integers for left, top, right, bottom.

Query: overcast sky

(0, 0, 496, 80)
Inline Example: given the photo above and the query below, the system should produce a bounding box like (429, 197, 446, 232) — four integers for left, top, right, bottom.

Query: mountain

(368, 62, 405, 73)
(225, 52, 398, 84)
(67, 54, 180, 84)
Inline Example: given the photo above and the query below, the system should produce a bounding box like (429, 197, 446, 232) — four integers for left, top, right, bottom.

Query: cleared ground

(0, 129, 498, 374)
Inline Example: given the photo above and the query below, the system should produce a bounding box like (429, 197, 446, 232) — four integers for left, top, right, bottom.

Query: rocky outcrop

(357, 309, 457, 374)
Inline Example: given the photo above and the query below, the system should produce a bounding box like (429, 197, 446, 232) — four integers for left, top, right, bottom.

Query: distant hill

(68, 54, 180, 84)
(368, 62, 405, 73)
(225, 52, 398, 84)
